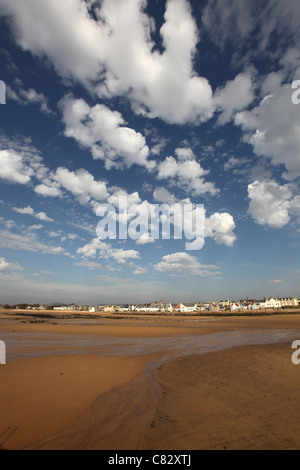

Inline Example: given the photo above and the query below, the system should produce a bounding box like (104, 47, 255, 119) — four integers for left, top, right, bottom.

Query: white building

(180, 303, 198, 313)
(134, 306, 160, 312)
(247, 303, 261, 310)
(265, 298, 281, 308)
(159, 304, 174, 313)
(230, 302, 243, 311)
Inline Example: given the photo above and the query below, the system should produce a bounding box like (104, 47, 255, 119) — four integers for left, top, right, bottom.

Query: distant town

(1, 296, 300, 314)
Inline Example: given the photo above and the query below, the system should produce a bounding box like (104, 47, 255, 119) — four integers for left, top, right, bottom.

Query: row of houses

(230, 297, 299, 311)
(19, 296, 299, 314)
(104, 297, 300, 313)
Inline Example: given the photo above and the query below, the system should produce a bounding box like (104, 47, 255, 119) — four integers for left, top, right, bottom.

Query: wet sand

(0, 354, 153, 450)
(0, 313, 300, 450)
(144, 342, 300, 450)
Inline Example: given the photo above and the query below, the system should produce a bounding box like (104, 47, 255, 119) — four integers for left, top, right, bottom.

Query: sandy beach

(1, 311, 300, 450)
(144, 342, 300, 450)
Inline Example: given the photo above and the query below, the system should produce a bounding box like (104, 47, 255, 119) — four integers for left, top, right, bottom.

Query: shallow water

(18, 327, 300, 450)
(1, 328, 300, 362)
(2, 327, 300, 449)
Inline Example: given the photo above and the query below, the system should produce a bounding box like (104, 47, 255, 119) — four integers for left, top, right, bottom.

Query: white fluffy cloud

(153, 187, 176, 205)
(205, 212, 236, 246)
(60, 95, 154, 170)
(136, 233, 155, 245)
(0, 149, 34, 184)
(156, 148, 219, 196)
(235, 72, 300, 179)
(1, 0, 270, 129)
(34, 182, 63, 198)
(53, 167, 109, 205)
(0, 137, 50, 191)
(0, 0, 214, 125)
(214, 72, 255, 125)
(0, 135, 110, 207)
(247, 180, 294, 228)
(12, 205, 54, 222)
(119, 0, 214, 124)
(0, 0, 104, 83)
(154, 252, 220, 277)
(111, 248, 141, 264)
(95, 0, 214, 124)
(77, 237, 140, 265)
(107, 189, 141, 209)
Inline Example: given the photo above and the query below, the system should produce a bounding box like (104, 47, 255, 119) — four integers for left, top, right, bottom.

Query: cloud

(0, 257, 22, 274)
(153, 187, 176, 205)
(0, 229, 71, 257)
(107, 189, 141, 208)
(214, 71, 255, 125)
(202, 0, 255, 51)
(53, 167, 109, 205)
(76, 238, 108, 258)
(75, 260, 103, 271)
(12, 205, 53, 222)
(0, 134, 109, 207)
(235, 73, 300, 179)
(136, 233, 155, 245)
(223, 156, 251, 173)
(28, 224, 44, 230)
(98, 0, 214, 124)
(247, 180, 293, 228)
(156, 147, 219, 196)
(133, 266, 148, 275)
(0, 137, 49, 188)
(77, 237, 140, 265)
(0, 149, 34, 184)
(121, 0, 214, 124)
(205, 212, 236, 246)
(60, 94, 154, 170)
(111, 248, 141, 264)
(0, 0, 214, 125)
(34, 182, 63, 198)
(202, 0, 300, 65)
(7, 82, 53, 115)
(154, 252, 220, 277)
(0, 0, 104, 83)
(2, 0, 299, 132)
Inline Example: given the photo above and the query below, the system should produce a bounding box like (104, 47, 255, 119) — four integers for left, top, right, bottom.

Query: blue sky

(0, 0, 299, 304)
